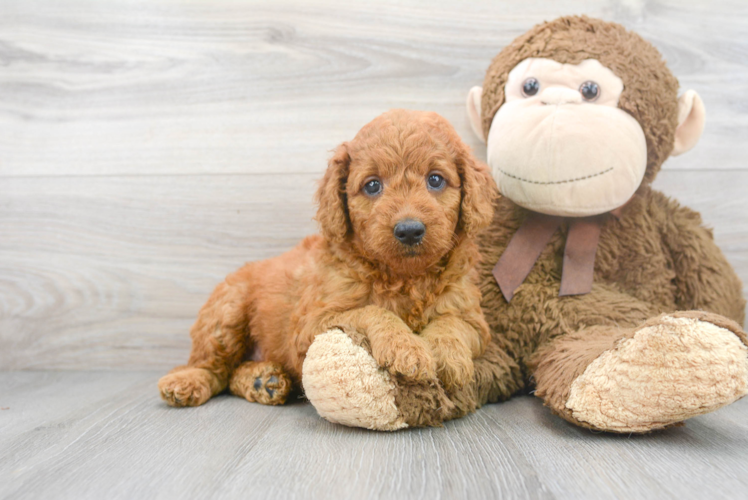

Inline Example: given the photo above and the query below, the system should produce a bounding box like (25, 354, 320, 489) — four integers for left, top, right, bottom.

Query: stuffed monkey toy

(302, 16, 748, 433)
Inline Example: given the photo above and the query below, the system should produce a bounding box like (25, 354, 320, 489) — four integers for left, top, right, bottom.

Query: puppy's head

(316, 109, 496, 275)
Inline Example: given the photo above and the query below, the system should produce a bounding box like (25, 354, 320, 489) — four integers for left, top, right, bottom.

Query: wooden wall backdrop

(1, 0, 747, 370)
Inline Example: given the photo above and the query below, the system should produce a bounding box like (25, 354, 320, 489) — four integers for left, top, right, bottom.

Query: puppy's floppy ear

(458, 148, 497, 237)
(315, 142, 351, 244)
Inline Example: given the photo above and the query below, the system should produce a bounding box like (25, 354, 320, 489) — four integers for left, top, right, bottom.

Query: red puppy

(158, 109, 496, 407)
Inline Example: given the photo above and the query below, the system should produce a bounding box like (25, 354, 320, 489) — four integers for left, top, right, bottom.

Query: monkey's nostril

(394, 219, 426, 246)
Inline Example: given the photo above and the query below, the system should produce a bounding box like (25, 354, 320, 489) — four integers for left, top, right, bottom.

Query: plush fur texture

(158, 109, 496, 408)
(564, 313, 748, 432)
(302, 16, 748, 433)
(480, 15, 679, 185)
(303, 329, 408, 430)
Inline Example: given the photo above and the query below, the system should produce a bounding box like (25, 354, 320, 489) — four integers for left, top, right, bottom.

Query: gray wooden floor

(2, 0, 748, 498)
(2, 371, 748, 500)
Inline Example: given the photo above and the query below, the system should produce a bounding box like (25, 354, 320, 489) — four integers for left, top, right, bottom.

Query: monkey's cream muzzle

(486, 58, 648, 217)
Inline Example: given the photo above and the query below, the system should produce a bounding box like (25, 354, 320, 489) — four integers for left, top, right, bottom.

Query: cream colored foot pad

(302, 329, 407, 431)
(566, 316, 748, 432)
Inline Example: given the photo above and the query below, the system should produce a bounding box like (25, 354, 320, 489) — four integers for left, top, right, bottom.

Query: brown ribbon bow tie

(493, 209, 620, 303)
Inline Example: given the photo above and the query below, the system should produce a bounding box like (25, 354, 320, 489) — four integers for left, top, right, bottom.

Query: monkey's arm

(654, 192, 745, 325)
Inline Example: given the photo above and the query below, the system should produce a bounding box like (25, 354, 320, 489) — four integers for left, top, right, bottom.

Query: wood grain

(2, 3, 748, 499)
(1, 371, 748, 499)
(1, 0, 747, 371)
(1, 0, 747, 178)
(0, 170, 746, 370)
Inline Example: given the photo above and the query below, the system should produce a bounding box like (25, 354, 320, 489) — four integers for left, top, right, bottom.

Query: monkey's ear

(315, 143, 351, 244)
(672, 90, 706, 156)
(466, 86, 485, 143)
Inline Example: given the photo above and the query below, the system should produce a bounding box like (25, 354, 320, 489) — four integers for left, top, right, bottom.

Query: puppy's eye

(579, 81, 600, 101)
(427, 173, 446, 191)
(362, 178, 382, 196)
(522, 77, 540, 97)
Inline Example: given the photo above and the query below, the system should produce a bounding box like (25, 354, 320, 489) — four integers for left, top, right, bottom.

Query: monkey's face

(486, 58, 647, 217)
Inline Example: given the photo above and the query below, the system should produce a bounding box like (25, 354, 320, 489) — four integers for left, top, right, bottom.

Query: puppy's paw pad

(266, 376, 280, 399)
(242, 369, 290, 405)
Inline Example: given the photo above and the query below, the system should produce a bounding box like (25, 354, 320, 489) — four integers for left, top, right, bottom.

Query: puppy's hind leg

(230, 361, 292, 405)
(159, 273, 252, 407)
(158, 365, 226, 407)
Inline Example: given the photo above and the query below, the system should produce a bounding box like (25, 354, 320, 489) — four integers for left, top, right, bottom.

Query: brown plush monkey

(302, 16, 748, 433)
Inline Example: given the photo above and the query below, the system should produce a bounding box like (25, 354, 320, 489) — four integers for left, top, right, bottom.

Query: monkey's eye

(579, 81, 600, 101)
(427, 173, 446, 191)
(362, 177, 382, 196)
(522, 77, 540, 97)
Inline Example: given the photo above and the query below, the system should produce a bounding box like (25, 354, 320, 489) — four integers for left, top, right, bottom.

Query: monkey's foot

(229, 361, 291, 406)
(302, 329, 455, 431)
(303, 329, 407, 430)
(566, 312, 748, 433)
(158, 367, 221, 407)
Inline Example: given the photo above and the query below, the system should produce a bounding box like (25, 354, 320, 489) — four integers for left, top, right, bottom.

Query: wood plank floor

(1, 371, 748, 500)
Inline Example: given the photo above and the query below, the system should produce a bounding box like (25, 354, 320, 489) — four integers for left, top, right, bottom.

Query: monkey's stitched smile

(497, 166, 614, 185)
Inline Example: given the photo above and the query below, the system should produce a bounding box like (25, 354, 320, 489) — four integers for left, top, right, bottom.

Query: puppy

(158, 109, 496, 407)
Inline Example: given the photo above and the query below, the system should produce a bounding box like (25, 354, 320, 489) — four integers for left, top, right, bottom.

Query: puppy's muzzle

(393, 219, 426, 246)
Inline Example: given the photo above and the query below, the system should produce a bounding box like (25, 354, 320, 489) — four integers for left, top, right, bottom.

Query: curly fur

(311, 17, 747, 432)
(158, 109, 496, 407)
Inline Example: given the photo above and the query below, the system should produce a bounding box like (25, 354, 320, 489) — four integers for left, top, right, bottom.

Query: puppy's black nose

(394, 219, 426, 246)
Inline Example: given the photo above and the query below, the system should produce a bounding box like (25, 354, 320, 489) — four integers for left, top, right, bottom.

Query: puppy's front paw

(158, 367, 217, 407)
(373, 335, 437, 383)
(437, 355, 474, 393)
(428, 337, 475, 392)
